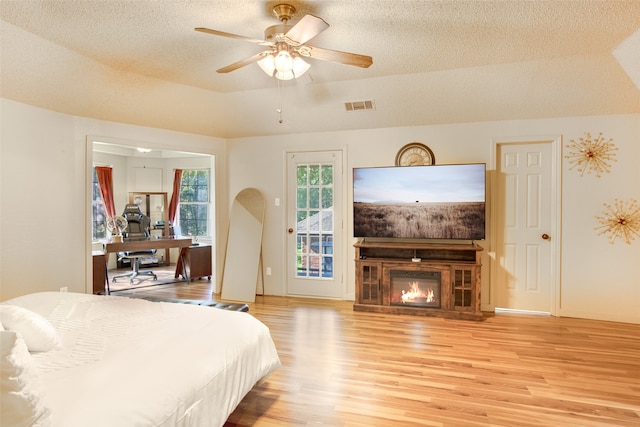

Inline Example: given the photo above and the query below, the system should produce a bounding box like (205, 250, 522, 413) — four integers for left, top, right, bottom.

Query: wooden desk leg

(176, 247, 190, 283)
(182, 248, 190, 284)
(105, 263, 110, 295)
(105, 253, 112, 295)
(175, 248, 184, 278)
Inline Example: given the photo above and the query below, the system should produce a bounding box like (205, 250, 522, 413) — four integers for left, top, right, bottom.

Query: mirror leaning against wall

(221, 188, 266, 302)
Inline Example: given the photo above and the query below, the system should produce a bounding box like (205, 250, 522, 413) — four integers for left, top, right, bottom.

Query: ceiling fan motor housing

(264, 24, 292, 43)
(272, 4, 296, 23)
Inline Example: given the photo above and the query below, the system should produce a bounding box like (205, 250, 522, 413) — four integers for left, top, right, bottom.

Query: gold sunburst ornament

(565, 132, 618, 177)
(594, 198, 640, 245)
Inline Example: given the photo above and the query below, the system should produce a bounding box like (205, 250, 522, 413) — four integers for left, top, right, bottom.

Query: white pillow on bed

(1, 330, 51, 427)
(0, 305, 60, 352)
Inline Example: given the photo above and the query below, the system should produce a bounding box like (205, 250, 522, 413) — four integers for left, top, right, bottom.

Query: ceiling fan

(195, 3, 373, 81)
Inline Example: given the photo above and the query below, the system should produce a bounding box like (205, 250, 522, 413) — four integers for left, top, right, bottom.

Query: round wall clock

(395, 142, 435, 166)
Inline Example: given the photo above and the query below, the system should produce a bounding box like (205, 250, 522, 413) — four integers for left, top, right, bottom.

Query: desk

(103, 237, 192, 294)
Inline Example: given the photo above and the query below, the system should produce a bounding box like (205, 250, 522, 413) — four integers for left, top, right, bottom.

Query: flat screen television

(353, 163, 486, 240)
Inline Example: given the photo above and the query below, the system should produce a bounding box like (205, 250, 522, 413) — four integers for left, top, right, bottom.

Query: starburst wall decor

(594, 198, 640, 245)
(565, 132, 618, 177)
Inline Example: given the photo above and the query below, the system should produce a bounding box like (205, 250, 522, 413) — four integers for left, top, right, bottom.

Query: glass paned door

(287, 151, 343, 298)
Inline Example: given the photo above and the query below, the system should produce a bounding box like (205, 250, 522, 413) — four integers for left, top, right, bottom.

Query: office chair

(111, 204, 158, 284)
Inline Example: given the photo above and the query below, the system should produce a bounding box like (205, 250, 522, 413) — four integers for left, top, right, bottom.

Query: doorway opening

(86, 136, 216, 294)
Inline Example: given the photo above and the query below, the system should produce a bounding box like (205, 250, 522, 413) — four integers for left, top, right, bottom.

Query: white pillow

(0, 330, 51, 427)
(0, 305, 60, 352)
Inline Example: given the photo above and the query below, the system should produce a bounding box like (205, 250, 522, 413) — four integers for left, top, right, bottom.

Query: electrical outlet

(60, 287, 68, 292)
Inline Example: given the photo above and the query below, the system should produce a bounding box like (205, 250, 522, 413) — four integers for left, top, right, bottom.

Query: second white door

(495, 141, 557, 312)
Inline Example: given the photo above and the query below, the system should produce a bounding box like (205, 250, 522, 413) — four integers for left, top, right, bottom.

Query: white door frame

(489, 135, 562, 315)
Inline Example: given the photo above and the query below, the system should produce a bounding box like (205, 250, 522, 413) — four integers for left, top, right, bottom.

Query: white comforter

(3, 292, 281, 427)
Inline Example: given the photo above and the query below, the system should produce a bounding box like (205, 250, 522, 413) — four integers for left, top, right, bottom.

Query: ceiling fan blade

(195, 27, 271, 46)
(216, 51, 271, 73)
(298, 45, 373, 68)
(284, 14, 329, 46)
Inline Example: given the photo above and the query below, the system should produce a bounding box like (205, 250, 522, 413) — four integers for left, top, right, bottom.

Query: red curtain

(168, 169, 183, 224)
(95, 166, 116, 218)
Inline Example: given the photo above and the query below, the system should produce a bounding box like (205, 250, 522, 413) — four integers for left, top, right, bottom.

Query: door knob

(288, 228, 294, 234)
(541, 233, 550, 240)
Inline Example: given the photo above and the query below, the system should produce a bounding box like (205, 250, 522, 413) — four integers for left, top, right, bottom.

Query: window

(92, 167, 107, 240)
(178, 169, 210, 237)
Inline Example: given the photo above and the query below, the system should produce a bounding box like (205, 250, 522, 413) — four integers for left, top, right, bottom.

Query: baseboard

(494, 307, 551, 316)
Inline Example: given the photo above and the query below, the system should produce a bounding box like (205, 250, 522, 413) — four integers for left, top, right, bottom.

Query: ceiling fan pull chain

(277, 78, 284, 124)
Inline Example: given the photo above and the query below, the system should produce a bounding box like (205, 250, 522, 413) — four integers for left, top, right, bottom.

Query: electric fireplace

(390, 270, 441, 308)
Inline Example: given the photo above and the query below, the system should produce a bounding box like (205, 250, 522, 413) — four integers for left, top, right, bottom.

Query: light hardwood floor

(110, 272, 640, 427)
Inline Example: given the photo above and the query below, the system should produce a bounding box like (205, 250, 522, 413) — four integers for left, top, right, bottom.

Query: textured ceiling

(1, 0, 639, 139)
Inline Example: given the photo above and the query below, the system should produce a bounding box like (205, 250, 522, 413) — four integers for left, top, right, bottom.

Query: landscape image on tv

(353, 163, 486, 240)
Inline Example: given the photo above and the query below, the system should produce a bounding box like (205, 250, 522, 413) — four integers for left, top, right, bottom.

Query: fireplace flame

(401, 281, 435, 304)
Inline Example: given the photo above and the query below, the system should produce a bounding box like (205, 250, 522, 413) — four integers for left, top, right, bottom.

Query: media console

(354, 240, 484, 320)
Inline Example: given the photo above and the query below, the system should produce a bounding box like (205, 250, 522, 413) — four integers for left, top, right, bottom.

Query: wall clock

(395, 142, 435, 166)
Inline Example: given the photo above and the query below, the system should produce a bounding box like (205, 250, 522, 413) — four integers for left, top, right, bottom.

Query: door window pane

(296, 163, 333, 279)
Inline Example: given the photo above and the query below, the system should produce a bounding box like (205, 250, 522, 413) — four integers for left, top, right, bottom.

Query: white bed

(0, 291, 281, 427)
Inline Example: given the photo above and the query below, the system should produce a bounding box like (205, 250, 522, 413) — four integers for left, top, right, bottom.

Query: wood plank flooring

(110, 271, 640, 426)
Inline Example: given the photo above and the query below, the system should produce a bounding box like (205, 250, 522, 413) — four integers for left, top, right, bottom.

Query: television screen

(353, 163, 486, 240)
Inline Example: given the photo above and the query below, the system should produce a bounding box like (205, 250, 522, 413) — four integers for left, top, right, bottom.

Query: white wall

(0, 99, 227, 299)
(227, 114, 640, 324)
(1, 97, 638, 323)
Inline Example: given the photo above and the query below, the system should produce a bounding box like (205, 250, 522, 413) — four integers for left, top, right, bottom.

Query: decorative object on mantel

(565, 132, 618, 177)
(395, 142, 435, 166)
(594, 198, 640, 245)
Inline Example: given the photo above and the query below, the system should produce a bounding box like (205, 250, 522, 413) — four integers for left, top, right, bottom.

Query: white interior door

(495, 141, 558, 313)
(287, 150, 343, 298)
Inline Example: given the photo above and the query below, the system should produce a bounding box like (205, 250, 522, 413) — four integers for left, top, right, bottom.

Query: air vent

(344, 100, 375, 112)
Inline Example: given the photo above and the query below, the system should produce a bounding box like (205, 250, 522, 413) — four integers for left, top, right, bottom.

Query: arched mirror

(221, 188, 265, 302)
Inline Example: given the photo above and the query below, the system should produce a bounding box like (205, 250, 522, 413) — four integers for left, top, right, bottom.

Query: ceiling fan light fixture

(257, 55, 276, 76)
(274, 70, 294, 80)
(274, 50, 293, 72)
(257, 52, 310, 80)
(291, 55, 310, 77)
